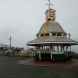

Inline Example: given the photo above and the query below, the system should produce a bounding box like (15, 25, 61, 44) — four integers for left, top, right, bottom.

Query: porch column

(70, 46, 71, 56)
(66, 46, 68, 52)
(51, 52, 52, 60)
(57, 46, 59, 52)
(32, 51, 34, 57)
(60, 46, 63, 52)
(59, 46, 61, 52)
(63, 46, 64, 52)
(64, 46, 66, 52)
(70, 46, 71, 52)
(33, 50, 35, 57)
(39, 51, 41, 60)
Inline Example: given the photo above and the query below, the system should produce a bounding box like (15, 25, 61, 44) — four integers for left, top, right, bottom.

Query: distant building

(27, 0, 78, 62)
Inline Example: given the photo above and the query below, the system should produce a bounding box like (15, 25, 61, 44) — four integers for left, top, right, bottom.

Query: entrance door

(41, 53, 51, 61)
(45, 53, 51, 61)
(41, 53, 45, 61)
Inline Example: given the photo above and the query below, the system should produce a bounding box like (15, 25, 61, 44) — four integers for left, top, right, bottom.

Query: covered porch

(32, 45, 72, 62)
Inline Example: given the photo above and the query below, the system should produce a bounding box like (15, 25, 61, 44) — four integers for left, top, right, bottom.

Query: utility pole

(9, 35, 12, 49)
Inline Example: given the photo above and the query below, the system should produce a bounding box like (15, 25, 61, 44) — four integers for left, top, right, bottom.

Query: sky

(0, 0, 78, 51)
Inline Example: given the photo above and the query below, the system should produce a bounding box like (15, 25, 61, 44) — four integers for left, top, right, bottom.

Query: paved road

(0, 56, 78, 78)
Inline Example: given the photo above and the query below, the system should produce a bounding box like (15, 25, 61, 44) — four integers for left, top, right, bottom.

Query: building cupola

(45, 0, 56, 21)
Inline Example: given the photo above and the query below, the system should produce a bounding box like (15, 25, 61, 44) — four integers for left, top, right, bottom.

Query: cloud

(0, 0, 77, 50)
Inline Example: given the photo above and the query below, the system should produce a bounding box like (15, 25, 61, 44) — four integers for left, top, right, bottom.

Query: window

(40, 34, 44, 37)
(45, 33, 49, 36)
(36, 34, 39, 37)
(52, 33, 56, 36)
(48, 18, 51, 21)
(57, 33, 62, 36)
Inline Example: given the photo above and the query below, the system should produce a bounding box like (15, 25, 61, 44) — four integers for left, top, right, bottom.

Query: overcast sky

(0, 0, 78, 50)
